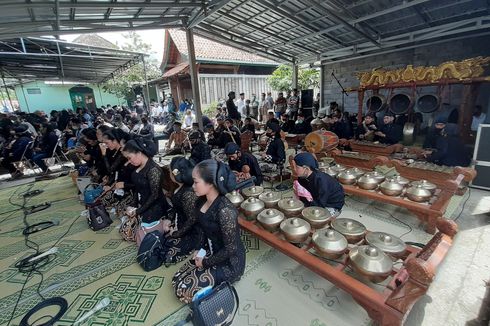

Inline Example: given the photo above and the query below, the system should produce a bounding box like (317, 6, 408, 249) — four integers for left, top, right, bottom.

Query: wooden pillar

(358, 89, 365, 125)
(185, 27, 203, 130)
(175, 77, 183, 107)
(458, 83, 480, 142)
(320, 65, 326, 110)
(292, 62, 298, 90)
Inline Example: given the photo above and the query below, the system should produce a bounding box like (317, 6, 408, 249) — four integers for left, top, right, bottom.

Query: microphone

(74, 297, 111, 325)
(28, 247, 58, 262)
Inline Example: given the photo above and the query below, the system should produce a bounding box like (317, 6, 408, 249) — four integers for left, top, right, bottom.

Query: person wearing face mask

(259, 122, 286, 172)
(280, 113, 294, 133)
(189, 131, 211, 165)
(225, 142, 263, 185)
(293, 112, 312, 135)
(123, 137, 169, 223)
(191, 122, 206, 141)
(357, 113, 378, 141)
(219, 118, 241, 147)
(293, 152, 344, 216)
(165, 121, 187, 155)
(171, 159, 245, 304)
(422, 117, 471, 166)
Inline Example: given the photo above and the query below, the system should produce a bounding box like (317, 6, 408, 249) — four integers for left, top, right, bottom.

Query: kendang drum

(304, 130, 339, 153)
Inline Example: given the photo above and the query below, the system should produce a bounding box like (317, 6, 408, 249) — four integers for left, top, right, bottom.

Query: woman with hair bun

(158, 157, 200, 264)
(171, 159, 245, 303)
(123, 137, 169, 223)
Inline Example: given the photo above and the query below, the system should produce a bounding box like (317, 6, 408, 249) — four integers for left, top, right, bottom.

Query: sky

(61, 29, 166, 62)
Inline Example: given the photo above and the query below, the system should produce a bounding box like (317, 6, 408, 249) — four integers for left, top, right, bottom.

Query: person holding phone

(171, 159, 245, 303)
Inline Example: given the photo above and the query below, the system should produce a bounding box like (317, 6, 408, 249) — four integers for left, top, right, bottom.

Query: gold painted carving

(356, 56, 490, 87)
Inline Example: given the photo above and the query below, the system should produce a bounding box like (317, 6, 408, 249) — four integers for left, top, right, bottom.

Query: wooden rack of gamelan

(239, 215, 457, 326)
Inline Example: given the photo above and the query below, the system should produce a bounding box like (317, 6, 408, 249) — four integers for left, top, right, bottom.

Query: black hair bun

(170, 156, 194, 186)
(215, 161, 237, 195)
(134, 137, 157, 157)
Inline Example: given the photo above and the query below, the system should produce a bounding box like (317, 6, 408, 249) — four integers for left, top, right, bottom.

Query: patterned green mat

(0, 176, 464, 326)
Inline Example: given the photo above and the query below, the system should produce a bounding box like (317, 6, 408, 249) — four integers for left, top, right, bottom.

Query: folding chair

(42, 136, 70, 172)
(13, 140, 38, 175)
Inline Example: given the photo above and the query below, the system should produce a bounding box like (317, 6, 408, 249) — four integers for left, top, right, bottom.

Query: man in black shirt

(189, 131, 211, 165)
(293, 112, 312, 135)
(219, 118, 241, 147)
(226, 91, 241, 121)
(224, 142, 263, 185)
(293, 152, 344, 215)
(375, 113, 402, 144)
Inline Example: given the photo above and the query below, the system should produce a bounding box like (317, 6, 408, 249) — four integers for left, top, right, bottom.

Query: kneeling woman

(161, 157, 200, 263)
(171, 159, 245, 303)
(123, 137, 169, 223)
(100, 128, 134, 214)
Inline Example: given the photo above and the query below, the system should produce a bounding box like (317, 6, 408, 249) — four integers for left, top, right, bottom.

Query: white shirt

(471, 113, 486, 131)
(236, 98, 246, 116)
(151, 105, 163, 117)
(183, 114, 195, 128)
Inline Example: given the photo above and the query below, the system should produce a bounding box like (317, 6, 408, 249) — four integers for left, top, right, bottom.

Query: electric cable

(453, 188, 471, 222)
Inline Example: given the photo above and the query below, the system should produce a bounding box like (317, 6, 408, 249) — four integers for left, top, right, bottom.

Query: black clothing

(332, 120, 353, 139)
(377, 123, 402, 144)
(280, 120, 295, 133)
(293, 121, 312, 134)
(298, 170, 345, 210)
(202, 115, 212, 127)
(427, 134, 471, 167)
(264, 136, 285, 163)
(219, 125, 241, 147)
(228, 151, 263, 185)
(190, 141, 212, 165)
(102, 148, 127, 183)
(131, 160, 169, 222)
(267, 118, 280, 126)
(357, 121, 378, 140)
(40, 131, 58, 155)
(226, 98, 241, 120)
(240, 124, 255, 136)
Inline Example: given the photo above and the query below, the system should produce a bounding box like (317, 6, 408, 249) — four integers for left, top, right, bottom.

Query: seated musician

(374, 113, 402, 144)
(331, 114, 353, 139)
(189, 130, 211, 165)
(293, 152, 345, 217)
(259, 122, 286, 172)
(240, 117, 256, 138)
(218, 118, 241, 147)
(190, 122, 206, 142)
(423, 117, 471, 167)
(206, 117, 224, 148)
(293, 112, 312, 135)
(280, 113, 295, 133)
(165, 121, 187, 155)
(357, 113, 378, 141)
(224, 142, 263, 185)
(266, 111, 280, 125)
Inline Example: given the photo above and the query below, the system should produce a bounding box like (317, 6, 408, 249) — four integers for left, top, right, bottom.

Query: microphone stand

(331, 72, 349, 113)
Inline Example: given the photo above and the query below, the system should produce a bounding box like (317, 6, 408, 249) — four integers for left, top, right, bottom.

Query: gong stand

(238, 216, 457, 326)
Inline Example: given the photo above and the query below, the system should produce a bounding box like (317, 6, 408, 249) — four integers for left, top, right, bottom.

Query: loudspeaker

(301, 89, 313, 108)
(471, 124, 490, 190)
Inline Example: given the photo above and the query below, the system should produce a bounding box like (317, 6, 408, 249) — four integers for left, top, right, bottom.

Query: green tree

(267, 64, 320, 91)
(101, 32, 161, 102)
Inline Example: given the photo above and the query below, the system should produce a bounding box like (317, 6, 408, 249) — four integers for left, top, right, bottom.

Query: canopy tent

(0, 37, 145, 84)
(0, 0, 488, 65)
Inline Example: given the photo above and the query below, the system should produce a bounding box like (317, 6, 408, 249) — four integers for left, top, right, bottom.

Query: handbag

(136, 220, 168, 247)
(177, 282, 239, 326)
(119, 215, 139, 242)
(87, 204, 113, 231)
(136, 230, 166, 272)
(83, 183, 103, 205)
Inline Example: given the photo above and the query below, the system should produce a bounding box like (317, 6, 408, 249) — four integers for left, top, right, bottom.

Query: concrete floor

(406, 187, 490, 326)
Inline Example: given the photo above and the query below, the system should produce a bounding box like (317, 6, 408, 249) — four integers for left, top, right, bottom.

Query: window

(26, 88, 41, 94)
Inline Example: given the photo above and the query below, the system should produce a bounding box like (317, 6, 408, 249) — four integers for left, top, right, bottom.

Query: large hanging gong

(389, 93, 414, 115)
(365, 94, 387, 112)
(416, 94, 440, 113)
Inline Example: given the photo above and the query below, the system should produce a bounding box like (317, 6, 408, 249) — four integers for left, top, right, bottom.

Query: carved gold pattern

(356, 56, 490, 87)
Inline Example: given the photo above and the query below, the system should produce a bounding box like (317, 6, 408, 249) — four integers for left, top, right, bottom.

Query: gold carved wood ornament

(356, 56, 490, 88)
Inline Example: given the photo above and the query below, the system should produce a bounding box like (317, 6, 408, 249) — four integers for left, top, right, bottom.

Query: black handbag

(176, 282, 239, 326)
(87, 204, 113, 231)
(136, 230, 165, 271)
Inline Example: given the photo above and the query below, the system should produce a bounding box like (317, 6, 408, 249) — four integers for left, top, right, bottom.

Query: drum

(304, 130, 339, 153)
